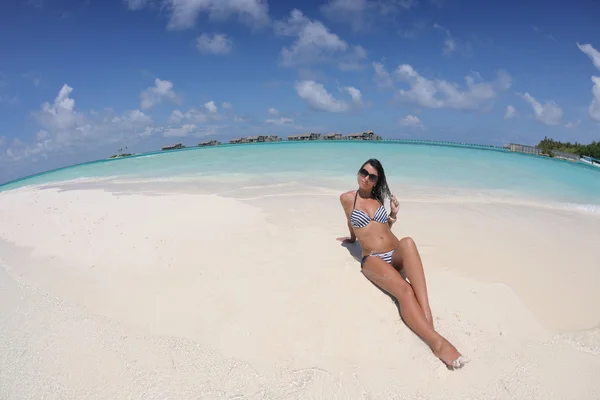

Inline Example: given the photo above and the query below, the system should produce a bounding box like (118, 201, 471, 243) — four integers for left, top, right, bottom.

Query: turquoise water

(1, 141, 599, 210)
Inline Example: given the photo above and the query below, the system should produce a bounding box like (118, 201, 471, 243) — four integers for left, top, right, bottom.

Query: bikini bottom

(361, 249, 395, 266)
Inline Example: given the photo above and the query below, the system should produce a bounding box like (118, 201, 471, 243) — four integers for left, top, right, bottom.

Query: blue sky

(1, 0, 599, 183)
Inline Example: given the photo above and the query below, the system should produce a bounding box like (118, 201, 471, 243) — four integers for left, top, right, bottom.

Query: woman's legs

(392, 237, 433, 328)
(361, 255, 467, 368)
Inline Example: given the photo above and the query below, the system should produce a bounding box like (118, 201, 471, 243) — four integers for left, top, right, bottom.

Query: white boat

(580, 156, 600, 168)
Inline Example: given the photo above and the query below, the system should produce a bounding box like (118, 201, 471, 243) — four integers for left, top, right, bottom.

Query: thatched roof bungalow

(199, 140, 221, 146)
(162, 143, 185, 150)
(288, 133, 311, 141)
(347, 131, 380, 140)
(322, 132, 343, 140)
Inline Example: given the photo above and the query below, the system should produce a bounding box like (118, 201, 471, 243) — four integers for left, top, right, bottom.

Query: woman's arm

(387, 213, 397, 228)
(338, 192, 357, 243)
(345, 218, 357, 242)
(388, 195, 399, 228)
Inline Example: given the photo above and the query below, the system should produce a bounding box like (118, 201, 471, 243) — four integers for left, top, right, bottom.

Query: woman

(337, 158, 468, 369)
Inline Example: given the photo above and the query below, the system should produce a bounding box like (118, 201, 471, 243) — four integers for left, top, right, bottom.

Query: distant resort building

(288, 131, 379, 141)
(322, 132, 344, 140)
(509, 143, 581, 161)
(170, 131, 380, 149)
(199, 140, 221, 146)
(347, 131, 381, 141)
(229, 135, 282, 144)
(288, 133, 311, 141)
(158, 136, 594, 167)
(162, 143, 185, 151)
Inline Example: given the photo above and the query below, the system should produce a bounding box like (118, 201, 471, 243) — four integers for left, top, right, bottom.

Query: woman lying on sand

(337, 158, 469, 369)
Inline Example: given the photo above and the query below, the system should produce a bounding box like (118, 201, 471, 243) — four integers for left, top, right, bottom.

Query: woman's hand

(390, 195, 399, 217)
(336, 236, 356, 244)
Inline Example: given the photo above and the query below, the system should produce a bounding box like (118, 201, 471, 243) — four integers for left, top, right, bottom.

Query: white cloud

(36, 130, 50, 141)
(433, 23, 470, 56)
(565, 120, 581, 129)
(577, 43, 600, 71)
(168, 100, 227, 125)
(126, 0, 270, 31)
(274, 9, 367, 70)
(150, 123, 219, 139)
(169, 108, 208, 124)
(518, 92, 563, 126)
(265, 117, 294, 125)
(337, 46, 369, 71)
(589, 76, 600, 122)
(0, 136, 5, 147)
(320, 0, 417, 32)
(221, 102, 232, 109)
(36, 84, 84, 131)
(140, 78, 181, 110)
(0, 85, 239, 176)
(400, 114, 423, 128)
(168, 110, 185, 124)
(119, 109, 154, 126)
(204, 100, 218, 113)
(577, 44, 600, 122)
(3, 84, 155, 162)
(373, 61, 393, 89)
(344, 86, 363, 104)
(442, 38, 457, 54)
(394, 64, 511, 110)
(295, 80, 352, 112)
(504, 105, 516, 119)
(163, 124, 200, 137)
(124, 0, 148, 10)
(268, 107, 279, 116)
(196, 33, 233, 54)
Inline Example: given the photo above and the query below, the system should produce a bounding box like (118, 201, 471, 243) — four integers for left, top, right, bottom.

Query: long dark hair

(362, 158, 392, 204)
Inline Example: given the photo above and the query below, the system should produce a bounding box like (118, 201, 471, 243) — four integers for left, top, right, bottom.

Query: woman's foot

(432, 338, 469, 369)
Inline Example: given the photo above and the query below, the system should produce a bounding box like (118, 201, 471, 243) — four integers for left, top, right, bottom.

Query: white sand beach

(1, 181, 599, 399)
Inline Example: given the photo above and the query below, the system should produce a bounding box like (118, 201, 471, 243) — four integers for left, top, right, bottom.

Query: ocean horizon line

(0, 137, 585, 189)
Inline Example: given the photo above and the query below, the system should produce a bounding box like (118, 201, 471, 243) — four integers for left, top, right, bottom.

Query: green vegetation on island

(537, 137, 600, 159)
(109, 147, 134, 159)
(109, 153, 133, 159)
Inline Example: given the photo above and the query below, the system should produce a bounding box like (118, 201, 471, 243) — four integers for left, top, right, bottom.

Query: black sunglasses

(358, 168, 378, 182)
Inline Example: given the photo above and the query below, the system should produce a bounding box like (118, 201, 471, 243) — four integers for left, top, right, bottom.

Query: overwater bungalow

(346, 131, 380, 140)
(199, 140, 221, 147)
(228, 135, 282, 144)
(288, 133, 311, 141)
(347, 132, 364, 140)
(162, 143, 185, 151)
(253, 135, 282, 142)
(322, 132, 343, 140)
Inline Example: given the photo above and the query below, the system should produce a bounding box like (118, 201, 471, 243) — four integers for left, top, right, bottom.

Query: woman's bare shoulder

(339, 190, 356, 206)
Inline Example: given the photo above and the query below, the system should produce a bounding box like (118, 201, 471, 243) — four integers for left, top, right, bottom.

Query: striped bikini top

(350, 191, 388, 228)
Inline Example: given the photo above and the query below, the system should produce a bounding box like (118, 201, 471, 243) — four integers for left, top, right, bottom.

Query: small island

(109, 147, 134, 159)
(537, 136, 600, 159)
(109, 153, 133, 159)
